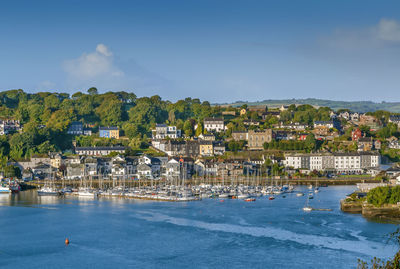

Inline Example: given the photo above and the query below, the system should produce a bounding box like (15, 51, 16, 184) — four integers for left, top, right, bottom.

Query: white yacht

(77, 188, 98, 197)
(303, 194, 313, 212)
(219, 193, 229, 198)
(237, 193, 249, 199)
(0, 185, 11, 194)
(37, 186, 61, 196)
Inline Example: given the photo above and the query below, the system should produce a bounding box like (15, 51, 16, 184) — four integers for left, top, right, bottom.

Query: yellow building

(49, 152, 64, 169)
(199, 142, 213, 157)
(99, 126, 120, 139)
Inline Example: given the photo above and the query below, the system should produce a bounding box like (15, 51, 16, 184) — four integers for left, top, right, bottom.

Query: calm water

(0, 186, 397, 268)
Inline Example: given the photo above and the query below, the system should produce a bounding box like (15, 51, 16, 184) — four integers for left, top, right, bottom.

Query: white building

(152, 124, 181, 139)
(314, 121, 334, 129)
(204, 117, 225, 132)
(389, 115, 400, 128)
(283, 152, 380, 174)
(75, 146, 125, 156)
(0, 119, 21, 135)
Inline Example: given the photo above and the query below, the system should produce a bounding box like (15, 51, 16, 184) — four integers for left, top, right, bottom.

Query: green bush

(367, 186, 391, 207)
(389, 186, 400, 205)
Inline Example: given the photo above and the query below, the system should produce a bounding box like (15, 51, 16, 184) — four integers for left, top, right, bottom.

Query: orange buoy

(65, 238, 69, 245)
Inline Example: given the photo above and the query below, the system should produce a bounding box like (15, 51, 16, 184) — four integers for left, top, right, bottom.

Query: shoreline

(340, 199, 400, 223)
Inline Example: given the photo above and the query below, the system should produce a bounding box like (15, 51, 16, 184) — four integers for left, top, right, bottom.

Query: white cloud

(63, 44, 124, 81)
(61, 43, 175, 96)
(321, 18, 400, 50)
(96, 43, 113, 56)
(374, 18, 400, 42)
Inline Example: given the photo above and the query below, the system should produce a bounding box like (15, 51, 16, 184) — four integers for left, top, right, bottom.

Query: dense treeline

(0, 88, 219, 161)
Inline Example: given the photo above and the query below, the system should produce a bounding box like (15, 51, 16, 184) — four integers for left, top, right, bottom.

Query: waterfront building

(84, 157, 99, 176)
(49, 152, 64, 169)
(217, 160, 243, 177)
(165, 157, 194, 180)
(138, 155, 161, 178)
(283, 152, 380, 174)
(136, 163, 153, 179)
(99, 126, 119, 139)
(32, 163, 53, 179)
(66, 163, 84, 180)
(12, 156, 51, 171)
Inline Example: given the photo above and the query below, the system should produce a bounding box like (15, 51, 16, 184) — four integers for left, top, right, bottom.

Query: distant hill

(218, 98, 400, 113)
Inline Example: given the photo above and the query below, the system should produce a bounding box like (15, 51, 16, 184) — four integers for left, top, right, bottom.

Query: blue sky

(1, 0, 400, 102)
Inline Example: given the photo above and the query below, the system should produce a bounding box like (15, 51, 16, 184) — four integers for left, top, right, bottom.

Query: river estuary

(0, 186, 397, 268)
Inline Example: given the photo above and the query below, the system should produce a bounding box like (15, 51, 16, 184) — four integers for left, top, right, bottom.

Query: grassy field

(217, 98, 400, 113)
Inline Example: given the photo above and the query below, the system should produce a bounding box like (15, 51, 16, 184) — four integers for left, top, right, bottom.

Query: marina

(31, 178, 300, 202)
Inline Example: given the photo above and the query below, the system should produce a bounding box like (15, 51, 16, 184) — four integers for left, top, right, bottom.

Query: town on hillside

(0, 89, 400, 183)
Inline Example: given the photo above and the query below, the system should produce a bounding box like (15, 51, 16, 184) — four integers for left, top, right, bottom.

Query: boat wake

(134, 211, 395, 258)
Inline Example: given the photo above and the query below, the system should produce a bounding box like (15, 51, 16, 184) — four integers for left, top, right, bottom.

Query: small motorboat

(244, 198, 256, 202)
(303, 206, 313, 212)
(296, 193, 304, 197)
(269, 196, 275, 200)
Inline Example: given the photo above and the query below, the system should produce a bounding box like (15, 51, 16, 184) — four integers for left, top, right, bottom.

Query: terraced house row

(283, 152, 380, 174)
